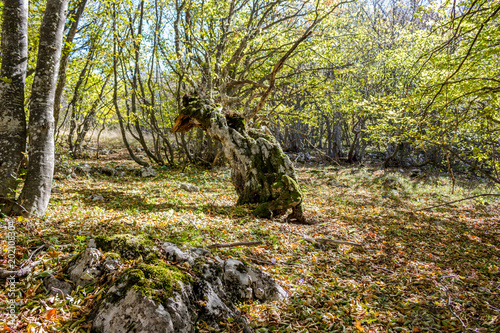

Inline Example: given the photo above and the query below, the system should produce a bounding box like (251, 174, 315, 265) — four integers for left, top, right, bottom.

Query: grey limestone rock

(177, 182, 200, 192)
(67, 247, 103, 286)
(98, 166, 117, 176)
(93, 283, 194, 333)
(141, 166, 158, 177)
(62, 237, 287, 332)
(44, 274, 73, 296)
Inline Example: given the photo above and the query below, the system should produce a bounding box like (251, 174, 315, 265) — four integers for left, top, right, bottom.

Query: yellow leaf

(355, 320, 364, 332)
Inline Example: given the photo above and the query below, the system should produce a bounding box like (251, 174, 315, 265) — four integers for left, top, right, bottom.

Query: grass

(1, 153, 499, 332)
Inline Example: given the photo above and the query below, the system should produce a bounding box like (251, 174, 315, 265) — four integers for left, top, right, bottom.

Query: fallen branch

(303, 237, 363, 247)
(207, 241, 264, 249)
(0, 260, 42, 279)
(245, 256, 300, 266)
(414, 193, 500, 212)
(20, 245, 47, 268)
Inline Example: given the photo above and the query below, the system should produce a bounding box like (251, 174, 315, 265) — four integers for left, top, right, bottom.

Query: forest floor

(1, 151, 499, 333)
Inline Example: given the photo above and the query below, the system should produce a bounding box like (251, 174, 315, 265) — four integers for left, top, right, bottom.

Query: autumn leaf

(47, 248, 63, 258)
(46, 308, 56, 320)
(354, 320, 364, 332)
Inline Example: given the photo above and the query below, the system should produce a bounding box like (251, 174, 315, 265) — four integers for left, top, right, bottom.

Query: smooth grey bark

(16, 0, 69, 216)
(0, 0, 28, 199)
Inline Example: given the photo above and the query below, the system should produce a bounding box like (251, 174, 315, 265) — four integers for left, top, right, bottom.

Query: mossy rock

(95, 234, 158, 260)
(107, 258, 193, 306)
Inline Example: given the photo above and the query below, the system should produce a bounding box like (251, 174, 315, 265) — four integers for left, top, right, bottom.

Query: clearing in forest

(1, 152, 499, 332)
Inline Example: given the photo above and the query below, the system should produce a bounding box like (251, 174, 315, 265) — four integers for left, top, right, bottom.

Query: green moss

(253, 174, 302, 218)
(95, 234, 157, 260)
(104, 252, 121, 260)
(253, 202, 272, 218)
(144, 252, 159, 264)
(107, 259, 193, 306)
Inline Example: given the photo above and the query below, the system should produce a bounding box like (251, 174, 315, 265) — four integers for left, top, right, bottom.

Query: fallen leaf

(46, 308, 56, 320)
(355, 320, 364, 332)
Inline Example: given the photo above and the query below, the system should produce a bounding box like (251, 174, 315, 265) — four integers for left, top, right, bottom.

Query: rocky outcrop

(51, 235, 286, 332)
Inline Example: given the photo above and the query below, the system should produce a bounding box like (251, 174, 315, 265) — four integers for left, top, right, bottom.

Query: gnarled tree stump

(171, 94, 307, 223)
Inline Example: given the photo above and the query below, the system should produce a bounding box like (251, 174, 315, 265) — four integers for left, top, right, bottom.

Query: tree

(172, 93, 306, 222)
(0, 0, 29, 200)
(0, 0, 70, 216)
(165, 0, 351, 222)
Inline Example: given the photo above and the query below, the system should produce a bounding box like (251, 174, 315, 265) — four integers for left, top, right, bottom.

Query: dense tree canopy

(1, 1, 499, 332)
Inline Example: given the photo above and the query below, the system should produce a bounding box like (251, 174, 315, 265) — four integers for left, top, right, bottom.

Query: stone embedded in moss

(95, 234, 158, 260)
(92, 240, 287, 332)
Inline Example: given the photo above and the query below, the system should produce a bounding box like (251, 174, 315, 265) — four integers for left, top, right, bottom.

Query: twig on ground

(245, 256, 300, 266)
(303, 236, 363, 247)
(439, 275, 470, 332)
(0, 260, 42, 279)
(20, 245, 47, 268)
(372, 266, 395, 274)
(207, 241, 264, 249)
(51, 287, 71, 316)
(414, 193, 499, 212)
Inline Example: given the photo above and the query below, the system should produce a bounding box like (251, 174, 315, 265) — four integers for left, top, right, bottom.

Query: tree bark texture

(0, 0, 28, 198)
(16, 0, 69, 216)
(172, 94, 306, 223)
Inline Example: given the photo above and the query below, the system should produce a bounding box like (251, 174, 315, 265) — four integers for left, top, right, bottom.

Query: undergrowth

(1, 154, 499, 332)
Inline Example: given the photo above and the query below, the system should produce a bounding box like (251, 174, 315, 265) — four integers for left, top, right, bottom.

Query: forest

(0, 0, 499, 332)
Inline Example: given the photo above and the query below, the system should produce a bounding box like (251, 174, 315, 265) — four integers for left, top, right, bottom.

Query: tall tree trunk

(0, 0, 28, 199)
(53, 0, 88, 128)
(112, 2, 148, 167)
(16, 0, 69, 216)
(172, 94, 307, 224)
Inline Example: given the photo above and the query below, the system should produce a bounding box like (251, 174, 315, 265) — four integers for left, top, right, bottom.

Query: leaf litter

(1, 158, 499, 332)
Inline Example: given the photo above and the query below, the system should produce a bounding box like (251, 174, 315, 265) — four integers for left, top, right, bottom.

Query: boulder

(88, 194, 105, 202)
(177, 182, 200, 192)
(98, 166, 117, 177)
(67, 247, 103, 287)
(44, 274, 73, 296)
(74, 164, 92, 177)
(141, 166, 158, 178)
(93, 261, 195, 333)
(55, 235, 287, 332)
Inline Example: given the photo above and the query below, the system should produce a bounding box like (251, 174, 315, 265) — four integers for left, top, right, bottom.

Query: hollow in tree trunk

(172, 94, 307, 224)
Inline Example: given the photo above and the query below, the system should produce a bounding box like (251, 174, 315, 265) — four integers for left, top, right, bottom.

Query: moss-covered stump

(171, 94, 307, 223)
(50, 236, 286, 332)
